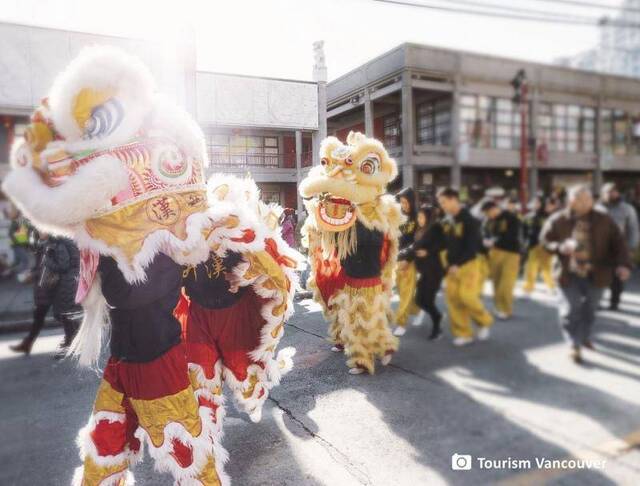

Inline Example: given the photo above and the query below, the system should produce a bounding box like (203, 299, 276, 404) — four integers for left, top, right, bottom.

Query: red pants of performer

(74, 344, 223, 486)
(180, 288, 276, 423)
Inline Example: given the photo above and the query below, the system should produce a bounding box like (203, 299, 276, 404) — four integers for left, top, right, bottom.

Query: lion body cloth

(299, 132, 403, 374)
(2, 46, 301, 486)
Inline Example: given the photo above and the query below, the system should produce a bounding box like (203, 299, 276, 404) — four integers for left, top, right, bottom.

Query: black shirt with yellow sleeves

(441, 208, 482, 267)
(487, 210, 521, 254)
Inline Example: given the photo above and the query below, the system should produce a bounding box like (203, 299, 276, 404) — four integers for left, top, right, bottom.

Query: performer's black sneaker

(53, 342, 70, 360)
(428, 327, 443, 341)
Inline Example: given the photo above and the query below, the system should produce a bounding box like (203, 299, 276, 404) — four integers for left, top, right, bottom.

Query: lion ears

(319, 131, 397, 180)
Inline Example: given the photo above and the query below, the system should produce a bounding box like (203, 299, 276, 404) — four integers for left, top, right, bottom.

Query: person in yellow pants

(475, 252, 490, 296)
(482, 200, 522, 319)
(395, 261, 420, 328)
(523, 196, 559, 294)
(438, 187, 494, 346)
(524, 245, 555, 292)
(394, 187, 419, 335)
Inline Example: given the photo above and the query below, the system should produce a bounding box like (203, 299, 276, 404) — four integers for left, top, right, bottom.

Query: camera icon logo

(451, 453, 472, 470)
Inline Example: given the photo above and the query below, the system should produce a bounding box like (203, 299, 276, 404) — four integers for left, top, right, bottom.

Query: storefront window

(601, 109, 637, 156)
(538, 103, 595, 153)
(459, 95, 520, 149)
(416, 98, 451, 145)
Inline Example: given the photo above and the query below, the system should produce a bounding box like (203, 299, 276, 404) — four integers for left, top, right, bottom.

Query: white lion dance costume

(300, 132, 403, 375)
(2, 47, 300, 485)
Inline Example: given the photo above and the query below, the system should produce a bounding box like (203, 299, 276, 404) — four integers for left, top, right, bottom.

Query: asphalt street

(1, 278, 639, 486)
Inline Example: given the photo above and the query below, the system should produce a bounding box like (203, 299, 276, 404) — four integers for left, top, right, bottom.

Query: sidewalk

(0, 276, 313, 334)
(0, 277, 56, 333)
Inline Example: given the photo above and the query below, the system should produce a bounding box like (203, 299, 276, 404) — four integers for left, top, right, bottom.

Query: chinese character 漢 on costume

(299, 132, 403, 375)
(2, 47, 301, 486)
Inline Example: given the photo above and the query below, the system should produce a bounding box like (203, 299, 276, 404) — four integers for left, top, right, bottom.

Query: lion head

(299, 131, 397, 232)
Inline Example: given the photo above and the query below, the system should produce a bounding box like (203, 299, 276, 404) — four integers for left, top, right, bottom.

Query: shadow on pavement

(270, 277, 640, 485)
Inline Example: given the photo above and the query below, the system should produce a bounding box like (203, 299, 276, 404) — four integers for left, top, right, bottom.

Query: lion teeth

(319, 205, 353, 226)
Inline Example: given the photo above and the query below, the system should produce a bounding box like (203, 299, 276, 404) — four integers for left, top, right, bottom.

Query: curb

(0, 316, 60, 335)
(1, 291, 314, 335)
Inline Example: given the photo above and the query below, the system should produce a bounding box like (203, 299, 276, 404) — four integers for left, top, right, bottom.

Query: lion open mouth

(316, 195, 356, 232)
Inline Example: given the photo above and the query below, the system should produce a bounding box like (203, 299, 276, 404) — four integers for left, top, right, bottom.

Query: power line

(527, 0, 640, 15)
(373, 0, 640, 28)
(442, 0, 610, 23)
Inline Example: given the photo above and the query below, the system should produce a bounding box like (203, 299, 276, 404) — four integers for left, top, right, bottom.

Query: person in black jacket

(482, 200, 522, 319)
(10, 235, 82, 356)
(399, 204, 446, 340)
(438, 188, 494, 346)
(394, 187, 420, 334)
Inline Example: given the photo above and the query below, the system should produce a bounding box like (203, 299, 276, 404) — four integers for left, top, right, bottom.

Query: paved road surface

(1, 279, 639, 485)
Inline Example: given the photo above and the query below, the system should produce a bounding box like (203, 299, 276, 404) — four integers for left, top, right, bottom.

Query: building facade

(327, 43, 640, 202)
(0, 22, 325, 215)
(558, 0, 640, 79)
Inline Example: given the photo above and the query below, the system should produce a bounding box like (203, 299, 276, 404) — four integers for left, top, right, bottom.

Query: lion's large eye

(84, 99, 123, 139)
(321, 157, 329, 167)
(359, 153, 380, 175)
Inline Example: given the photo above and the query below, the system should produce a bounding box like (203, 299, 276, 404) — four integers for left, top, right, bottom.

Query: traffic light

(511, 69, 526, 105)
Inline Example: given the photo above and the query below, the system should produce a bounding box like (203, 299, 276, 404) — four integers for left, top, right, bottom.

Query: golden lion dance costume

(300, 132, 402, 375)
(2, 47, 299, 486)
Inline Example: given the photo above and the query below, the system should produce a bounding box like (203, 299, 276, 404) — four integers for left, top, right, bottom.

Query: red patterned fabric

(103, 343, 190, 401)
(265, 237, 297, 269)
(170, 438, 194, 468)
(313, 249, 381, 304)
(185, 289, 266, 382)
(91, 418, 129, 457)
(174, 290, 191, 341)
(313, 249, 343, 304)
(380, 234, 391, 267)
(75, 248, 99, 304)
(231, 228, 256, 243)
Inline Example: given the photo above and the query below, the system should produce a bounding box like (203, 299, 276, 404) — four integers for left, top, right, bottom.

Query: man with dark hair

(481, 199, 522, 319)
(541, 185, 632, 364)
(437, 187, 460, 200)
(437, 188, 493, 346)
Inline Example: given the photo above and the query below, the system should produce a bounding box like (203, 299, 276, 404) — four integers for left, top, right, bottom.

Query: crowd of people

(7, 177, 638, 368)
(391, 181, 638, 364)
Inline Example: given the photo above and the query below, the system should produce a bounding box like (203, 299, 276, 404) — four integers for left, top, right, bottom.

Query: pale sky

(1, 0, 623, 81)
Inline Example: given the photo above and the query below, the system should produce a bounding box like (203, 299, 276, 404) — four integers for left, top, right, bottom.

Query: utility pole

(511, 69, 528, 212)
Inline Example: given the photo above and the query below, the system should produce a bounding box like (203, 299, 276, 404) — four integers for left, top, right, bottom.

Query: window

(261, 190, 281, 205)
(459, 95, 520, 149)
(207, 134, 280, 167)
(416, 98, 451, 145)
(383, 113, 402, 148)
(537, 103, 595, 153)
(602, 109, 632, 156)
